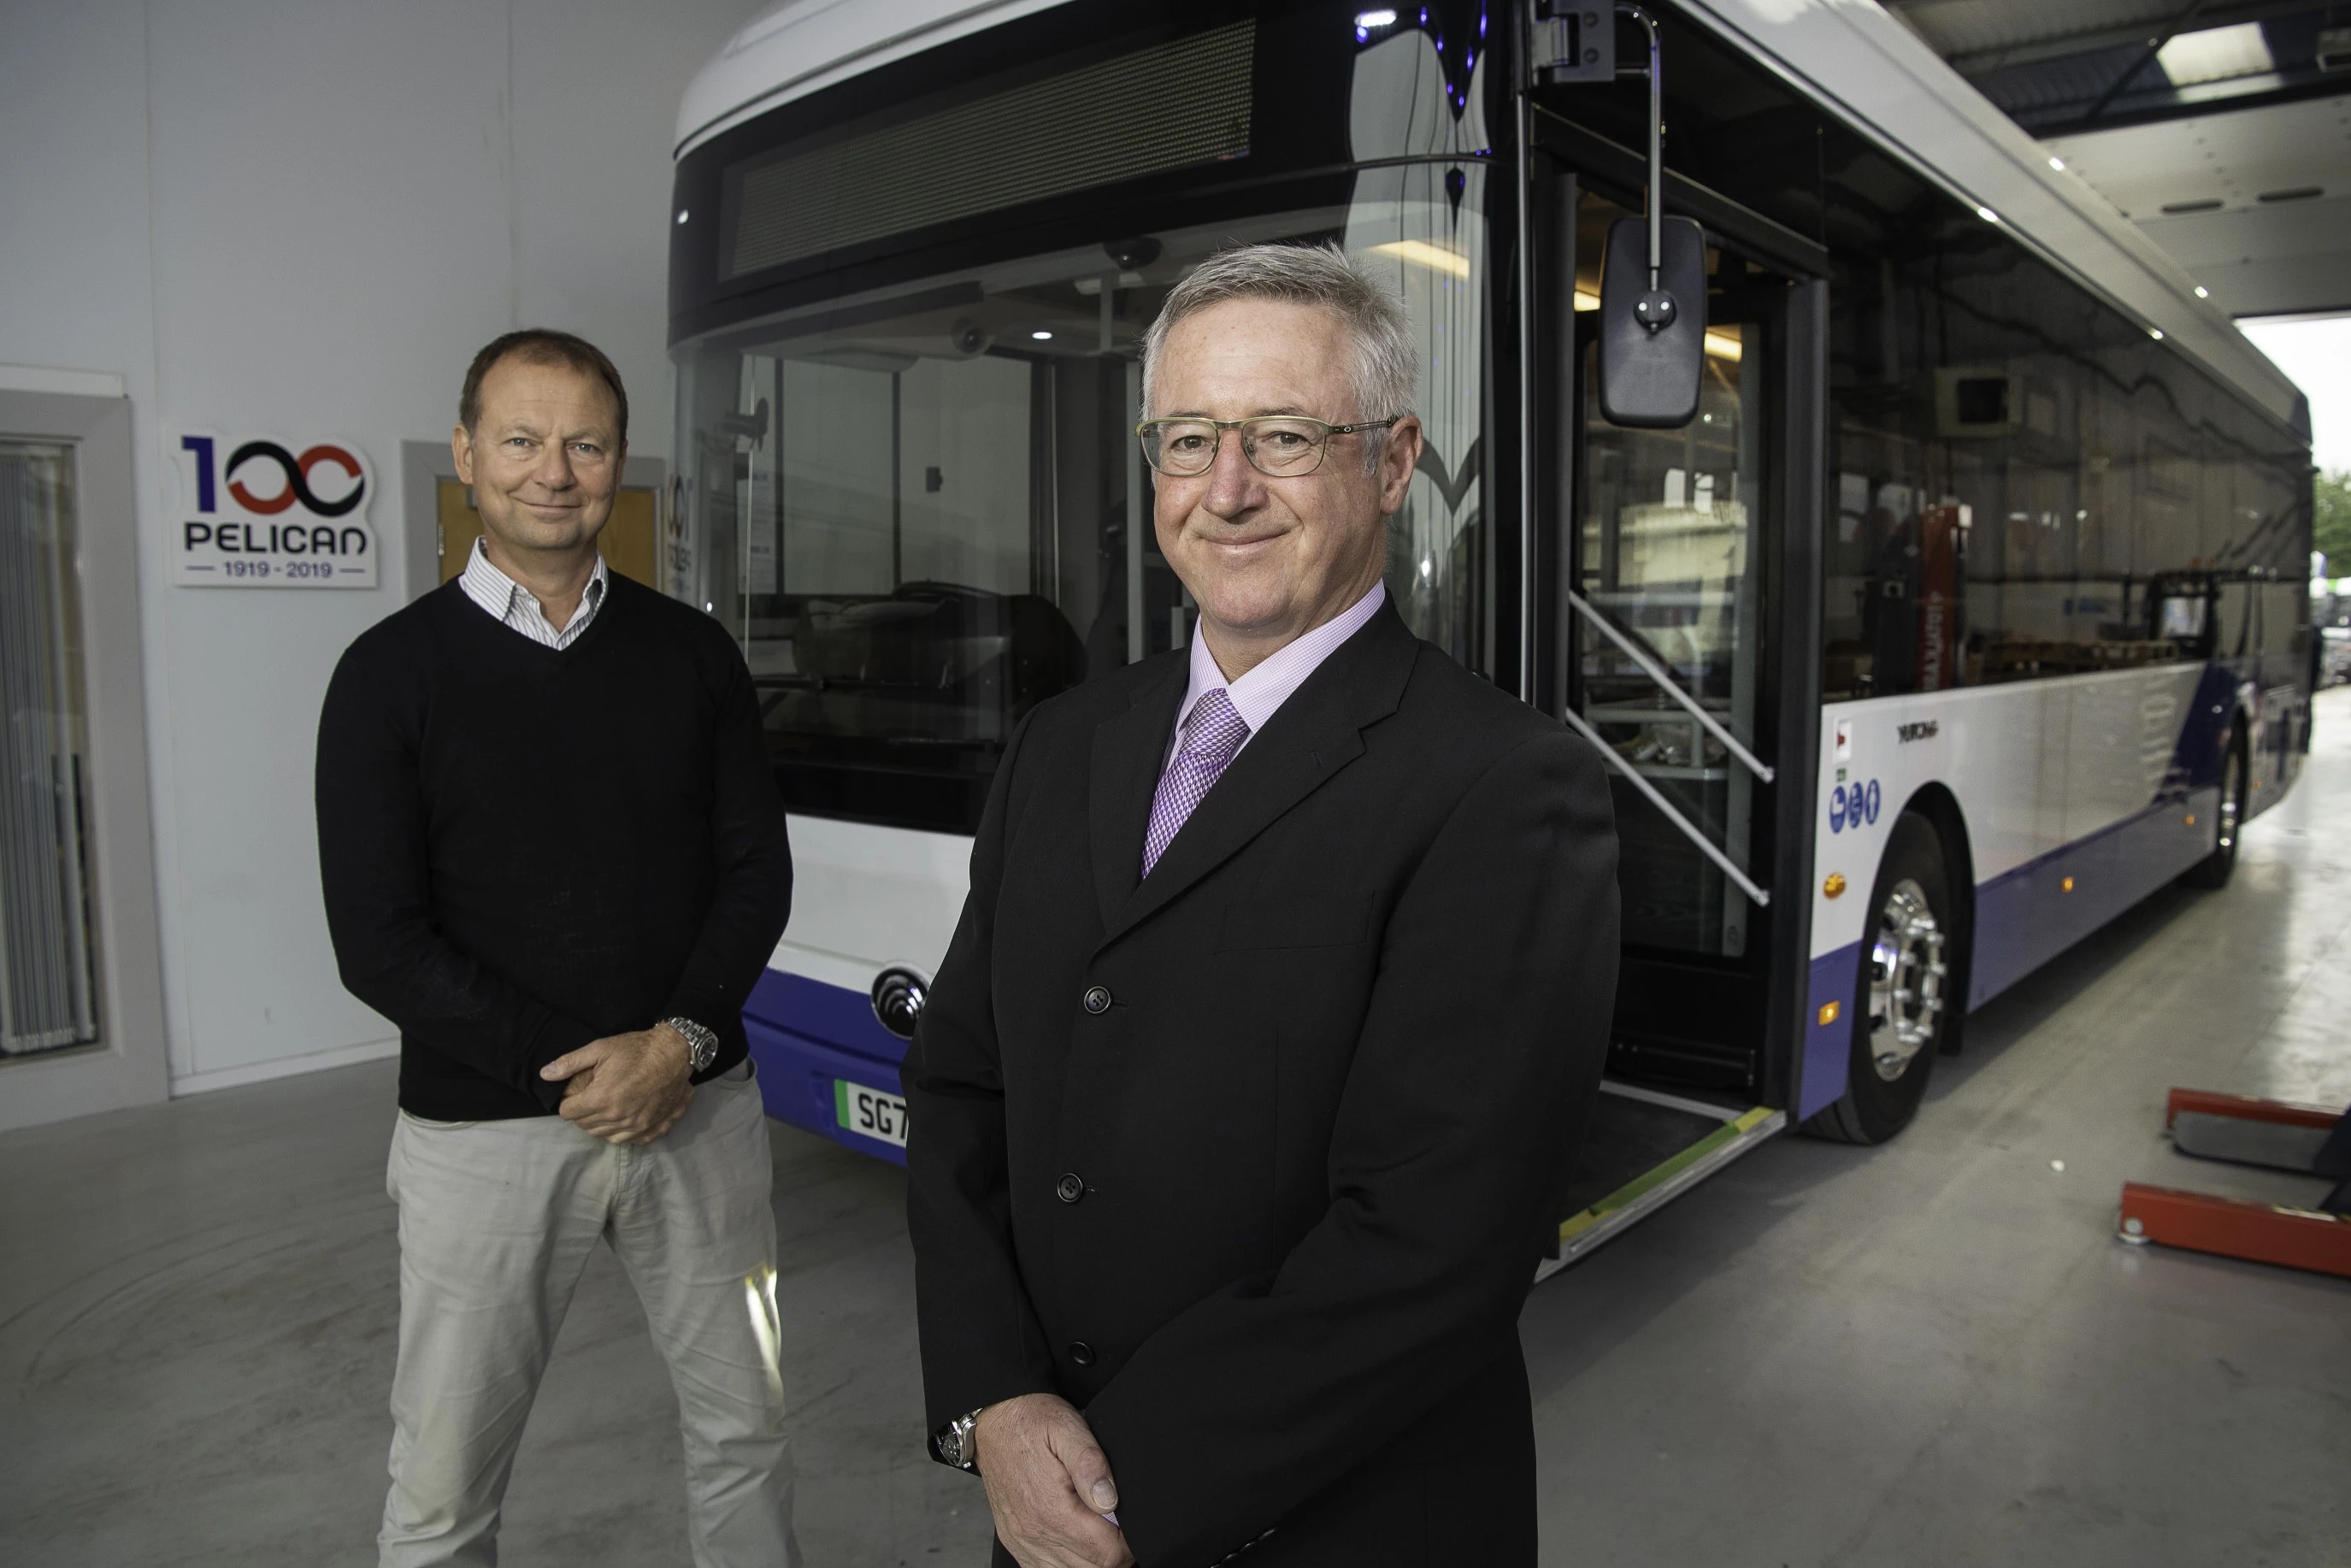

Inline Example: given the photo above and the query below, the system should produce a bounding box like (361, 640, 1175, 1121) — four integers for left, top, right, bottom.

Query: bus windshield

(673, 174, 1492, 833)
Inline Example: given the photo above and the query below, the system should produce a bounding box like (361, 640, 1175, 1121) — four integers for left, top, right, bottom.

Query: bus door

(1540, 187, 1813, 1273)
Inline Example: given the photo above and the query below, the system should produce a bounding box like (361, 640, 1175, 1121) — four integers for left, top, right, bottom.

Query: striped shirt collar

(1166, 579, 1387, 765)
(457, 537, 609, 650)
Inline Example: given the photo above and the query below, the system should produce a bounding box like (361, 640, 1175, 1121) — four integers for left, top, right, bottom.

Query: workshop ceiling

(1883, 0, 2351, 315)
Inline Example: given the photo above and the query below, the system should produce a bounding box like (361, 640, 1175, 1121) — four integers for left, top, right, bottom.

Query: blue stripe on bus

(1798, 944, 1860, 1123)
(2165, 663, 2242, 796)
(1801, 781, 2216, 1122)
(741, 968, 912, 1164)
(1967, 791, 2217, 1008)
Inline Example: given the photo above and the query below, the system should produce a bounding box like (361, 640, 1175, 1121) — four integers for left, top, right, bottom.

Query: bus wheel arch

(1900, 783, 1976, 1057)
(2180, 727, 2250, 890)
(1803, 797, 1972, 1146)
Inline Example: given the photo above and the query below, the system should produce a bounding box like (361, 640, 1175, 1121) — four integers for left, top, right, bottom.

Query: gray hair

(1140, 243, 1418, 473)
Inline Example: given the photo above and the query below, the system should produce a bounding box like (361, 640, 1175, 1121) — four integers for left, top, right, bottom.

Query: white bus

(663, 0, 2313, 1264)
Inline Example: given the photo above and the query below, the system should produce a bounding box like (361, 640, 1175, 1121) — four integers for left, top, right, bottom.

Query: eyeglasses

(1134, 415, 1404, 478)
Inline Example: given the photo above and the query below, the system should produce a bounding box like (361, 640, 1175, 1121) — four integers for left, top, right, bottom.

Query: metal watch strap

(663, 1016, 720, 1074)
(934, 1406, 986, 1471)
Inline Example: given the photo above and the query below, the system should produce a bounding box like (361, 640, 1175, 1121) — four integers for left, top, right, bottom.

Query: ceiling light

(675, 210, 689, 225)
(1031, 330, 1053, 340)
(2150, 327, 2165, 340)
(2195, 285, 2211, 298)
(1370, 239, 1471, 278)
(1977, 205, 1999, 223)
(1356, 8, 1399, 26)
(2158, 22, 2276, 87)
(2047, 156, 2065, 172)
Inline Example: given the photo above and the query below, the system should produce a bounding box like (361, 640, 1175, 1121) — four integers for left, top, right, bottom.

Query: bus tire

(2179, 737, 2248, 890)
(1804, 811, 1954, 1145)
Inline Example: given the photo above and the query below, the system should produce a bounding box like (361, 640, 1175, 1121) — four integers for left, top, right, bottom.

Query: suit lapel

(1097, 603, 1419, 950)
(1088, 655, 1189, 930)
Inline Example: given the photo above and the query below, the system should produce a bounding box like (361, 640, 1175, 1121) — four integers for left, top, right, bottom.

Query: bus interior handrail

(1559, 704, 1773, 908)
(1566, 589, 1775, 783)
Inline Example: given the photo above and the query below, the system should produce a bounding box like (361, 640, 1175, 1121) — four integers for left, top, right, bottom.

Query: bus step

(1535, 1082, 1784, 1282)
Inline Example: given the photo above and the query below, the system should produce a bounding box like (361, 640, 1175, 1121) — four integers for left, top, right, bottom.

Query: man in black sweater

(315, 330, 798, 1567)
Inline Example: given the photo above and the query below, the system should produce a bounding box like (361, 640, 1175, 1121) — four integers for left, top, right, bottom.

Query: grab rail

(1566, 589, 1774, 782)
(1560, 704, 1773, 908)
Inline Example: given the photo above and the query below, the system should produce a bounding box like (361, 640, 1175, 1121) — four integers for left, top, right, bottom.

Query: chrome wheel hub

(1867, 878, 1946, 1082)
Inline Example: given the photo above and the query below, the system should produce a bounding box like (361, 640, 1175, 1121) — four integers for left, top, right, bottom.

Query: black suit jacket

(904, 601, 1619, 1567)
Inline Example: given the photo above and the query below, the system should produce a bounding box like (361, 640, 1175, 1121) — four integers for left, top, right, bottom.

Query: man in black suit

(904, 244, 1619, 1568)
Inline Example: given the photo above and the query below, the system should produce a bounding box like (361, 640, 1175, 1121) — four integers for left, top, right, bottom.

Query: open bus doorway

(1546, 186, 1806, 1272)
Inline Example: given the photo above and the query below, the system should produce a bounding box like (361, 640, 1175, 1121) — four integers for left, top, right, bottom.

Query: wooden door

(437, 480, 657, 587)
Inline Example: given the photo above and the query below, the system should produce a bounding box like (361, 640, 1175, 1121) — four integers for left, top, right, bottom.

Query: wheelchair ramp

(1535, 1082, 1784, 1282)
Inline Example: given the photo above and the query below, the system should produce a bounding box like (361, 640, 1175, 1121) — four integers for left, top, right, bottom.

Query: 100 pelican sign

(170, 432, 378, 587)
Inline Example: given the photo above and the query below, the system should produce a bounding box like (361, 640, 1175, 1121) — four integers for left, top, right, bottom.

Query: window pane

(0, 442, 101, 1058)
(1576, 193, 1769, 958)
(1824, 162, 2307, 699)
(675, 171, 1491, 834)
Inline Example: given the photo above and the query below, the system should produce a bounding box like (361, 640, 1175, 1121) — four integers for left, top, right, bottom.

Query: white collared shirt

(1163, 580, 1388, 769)
(457, 537, 609, 650)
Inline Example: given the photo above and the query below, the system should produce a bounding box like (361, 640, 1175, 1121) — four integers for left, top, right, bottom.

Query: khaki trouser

(380, 1062, 799, 1567)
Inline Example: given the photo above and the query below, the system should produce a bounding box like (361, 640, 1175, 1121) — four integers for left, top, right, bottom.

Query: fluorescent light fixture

(2195, 285, 2211, 298)
(1356, 8, 1399, 25)
(1370, 239, 1471, 278)
(1976, 205, 1999, 224)
(2150, 327, 2165, 340)
(1032, 330, 1053, 340)
(2047, 156, 2065, 171)
(2159, 22, 2276, 87)
(1705, 328, 1742, 362)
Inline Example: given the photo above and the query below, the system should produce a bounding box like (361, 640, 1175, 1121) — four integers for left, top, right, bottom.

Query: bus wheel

(2180, 739, 2248, 890)
(1806, 811, 1954, 1145)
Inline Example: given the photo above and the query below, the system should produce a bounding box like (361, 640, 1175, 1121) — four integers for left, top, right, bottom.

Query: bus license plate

(834, 1079, 909, 1148)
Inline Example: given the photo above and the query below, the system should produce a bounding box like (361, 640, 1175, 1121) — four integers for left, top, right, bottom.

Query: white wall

(0, 0, 761, 1098)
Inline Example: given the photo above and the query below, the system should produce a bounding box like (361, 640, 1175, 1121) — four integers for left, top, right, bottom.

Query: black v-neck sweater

(315, 575, 793, 1121)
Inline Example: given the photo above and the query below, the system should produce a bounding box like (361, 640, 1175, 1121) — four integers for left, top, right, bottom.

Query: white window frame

(0, 368, 169, 1130)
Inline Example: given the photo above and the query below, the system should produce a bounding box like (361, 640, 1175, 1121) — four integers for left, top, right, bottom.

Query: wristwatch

(663, 1016, 721, 1075)
(934, 1406, 987, 1472)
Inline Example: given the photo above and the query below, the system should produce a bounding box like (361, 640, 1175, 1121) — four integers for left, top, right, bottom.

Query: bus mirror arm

(1594, 3, 1706, 428)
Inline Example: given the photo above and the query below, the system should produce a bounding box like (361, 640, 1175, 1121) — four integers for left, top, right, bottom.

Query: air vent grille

(724, 21, 1256, 280)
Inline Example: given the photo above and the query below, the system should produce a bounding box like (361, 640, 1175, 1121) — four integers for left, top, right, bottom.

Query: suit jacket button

(1055, 1172, 1085, 1204)
(1082, 985, 1112, 1015)
(1067, 1341, 1096, 1367)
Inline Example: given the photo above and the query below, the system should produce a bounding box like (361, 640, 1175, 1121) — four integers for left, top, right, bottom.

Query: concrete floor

(4, 693, 2348, 1567)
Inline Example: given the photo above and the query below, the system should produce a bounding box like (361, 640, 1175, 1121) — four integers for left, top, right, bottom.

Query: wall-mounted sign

(170, 432, 377, 587)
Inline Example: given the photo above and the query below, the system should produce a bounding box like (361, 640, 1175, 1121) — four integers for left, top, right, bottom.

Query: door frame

(1524, 143, 1827, 1110)
(0, 370, 170, 1131)
(399, 441, 669, 602)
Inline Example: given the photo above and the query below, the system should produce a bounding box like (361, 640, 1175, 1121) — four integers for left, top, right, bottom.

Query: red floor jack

(2118, 1090, 2351, 1279)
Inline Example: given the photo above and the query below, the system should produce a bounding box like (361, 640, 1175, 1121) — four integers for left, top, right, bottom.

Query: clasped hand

(539, 1023, 695, 1145)
(975, 1393, 1134, 1568)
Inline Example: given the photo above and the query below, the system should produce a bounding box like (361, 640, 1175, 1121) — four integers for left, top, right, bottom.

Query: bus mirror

(1597, 214, 1706, 428)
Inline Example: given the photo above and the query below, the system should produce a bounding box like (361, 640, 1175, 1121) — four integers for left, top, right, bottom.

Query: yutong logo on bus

(1897, 720, 1939, 742)
(172, 432, 378, 588)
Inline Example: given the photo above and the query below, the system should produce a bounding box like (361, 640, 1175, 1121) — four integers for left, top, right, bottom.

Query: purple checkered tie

(1141, 687, 1251, 877)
